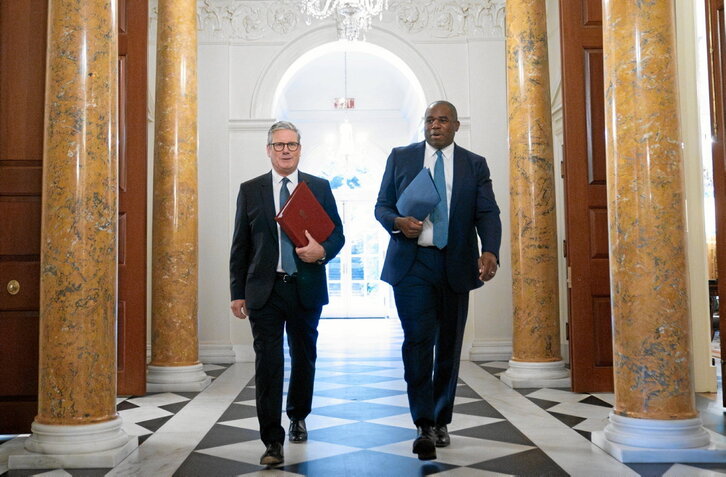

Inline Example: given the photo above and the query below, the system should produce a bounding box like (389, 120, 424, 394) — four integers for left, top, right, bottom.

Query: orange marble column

(593, 0, 716, 460)
(148, 0, 210, 391)
(13, 0, 136, 466)
(501, 0, 568, 388)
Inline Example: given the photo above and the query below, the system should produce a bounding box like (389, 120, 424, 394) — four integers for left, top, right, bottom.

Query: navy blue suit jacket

(230, 171, 345, 310)
(375, 141, 501, 293)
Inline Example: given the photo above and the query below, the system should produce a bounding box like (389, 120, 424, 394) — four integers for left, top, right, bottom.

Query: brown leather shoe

(412, 425, 437, 460)
(434, 424, 450, 447)
(260, 442, 284, 466)
(289, 419, 308, 443)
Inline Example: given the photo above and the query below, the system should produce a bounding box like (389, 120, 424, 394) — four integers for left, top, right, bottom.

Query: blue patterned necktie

(279, 177, 297, 274)
(431, 150, 449, 248)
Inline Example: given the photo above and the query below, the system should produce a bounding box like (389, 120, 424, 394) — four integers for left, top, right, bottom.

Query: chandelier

(300, 0, 390, 41)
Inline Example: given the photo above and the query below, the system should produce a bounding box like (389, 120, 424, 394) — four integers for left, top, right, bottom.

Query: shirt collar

(425, 142, 455, 160)
(272, 169, 299, 185)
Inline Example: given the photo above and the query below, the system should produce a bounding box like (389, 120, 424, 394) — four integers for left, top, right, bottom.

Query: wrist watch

(316, 252, 326, 265)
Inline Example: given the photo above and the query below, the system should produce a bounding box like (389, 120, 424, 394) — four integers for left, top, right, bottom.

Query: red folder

(275, 181, 334, 247)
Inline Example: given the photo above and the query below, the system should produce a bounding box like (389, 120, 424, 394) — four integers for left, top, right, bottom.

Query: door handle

(7, 279, 20, 295)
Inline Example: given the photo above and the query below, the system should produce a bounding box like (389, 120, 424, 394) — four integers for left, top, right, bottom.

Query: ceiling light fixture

(300, 0, 389, 41)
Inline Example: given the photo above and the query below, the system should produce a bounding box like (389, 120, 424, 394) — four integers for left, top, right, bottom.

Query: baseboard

(199, 344, 237, 364)
(145, 344, 241, 364)
(468, 339, 512, 362)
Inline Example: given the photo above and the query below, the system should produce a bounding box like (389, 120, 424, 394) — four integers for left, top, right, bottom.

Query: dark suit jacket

(375, 141, 501, 293)
(230, 171, 345, 310)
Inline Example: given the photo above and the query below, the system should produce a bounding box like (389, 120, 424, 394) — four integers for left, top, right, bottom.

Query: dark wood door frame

(559, 0, 614, 392)
(0, 0, 147, 432)
(116, 0, 148, 397)
(0, 0, 47, 433)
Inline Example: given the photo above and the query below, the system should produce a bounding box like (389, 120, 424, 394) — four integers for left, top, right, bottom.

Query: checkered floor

(1, 319, 725, 476)
(174, 367, 568, 476)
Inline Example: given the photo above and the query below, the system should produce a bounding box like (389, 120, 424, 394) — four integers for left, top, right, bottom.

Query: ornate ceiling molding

(391, 0, 505, 39)
(149, 0, 505, 43)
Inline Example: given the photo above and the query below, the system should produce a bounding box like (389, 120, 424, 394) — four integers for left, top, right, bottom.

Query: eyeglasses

(269, 142, 300, 152)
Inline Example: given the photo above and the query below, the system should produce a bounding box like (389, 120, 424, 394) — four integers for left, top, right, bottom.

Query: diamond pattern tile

(309, 422, 415, 448)
(3, 323, 725, 477)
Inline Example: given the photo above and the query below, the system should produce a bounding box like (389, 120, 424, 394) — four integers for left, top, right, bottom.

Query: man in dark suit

(375, 101, 501, 460)
(230, 121, 345, 467)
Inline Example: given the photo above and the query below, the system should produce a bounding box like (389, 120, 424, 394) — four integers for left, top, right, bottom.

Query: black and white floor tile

(1, 319, 724, 476)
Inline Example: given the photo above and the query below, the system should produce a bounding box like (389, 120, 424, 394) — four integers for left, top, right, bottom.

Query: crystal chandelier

(300, 0, 389, 41)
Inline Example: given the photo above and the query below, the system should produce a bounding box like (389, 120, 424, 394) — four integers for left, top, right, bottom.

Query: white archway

(262, 36, 431, 318)
(271, 40, 426, 123)
(249, 25, 444, 119)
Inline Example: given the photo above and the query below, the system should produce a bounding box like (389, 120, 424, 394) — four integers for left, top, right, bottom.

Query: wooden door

(0, 0, 147, 432)
(116, 0, 148, 396)
(559, 0, 613, 392)
(0, 0, 47, 433)
(706, 0, 726, 406)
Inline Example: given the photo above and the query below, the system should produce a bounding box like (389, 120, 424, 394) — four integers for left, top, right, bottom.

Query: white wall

(544, 0, 569, 363)
(148, 0, 512, 362)
(466, 38, 513, 360)
(675, 0, 717, 392)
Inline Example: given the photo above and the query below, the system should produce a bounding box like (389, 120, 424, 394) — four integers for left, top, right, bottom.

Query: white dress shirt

(418, 142, 454, 247)
(272, 169, 299, 272)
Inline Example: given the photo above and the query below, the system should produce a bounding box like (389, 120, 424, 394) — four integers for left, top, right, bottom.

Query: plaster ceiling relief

(149, 0, 505, 43)
(389, 0, 505, 39)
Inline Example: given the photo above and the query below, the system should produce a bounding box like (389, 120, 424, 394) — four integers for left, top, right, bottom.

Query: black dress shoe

(412, 425, 436, 460)
(434, 424, 450, 447)
(260, 442, 284, 466)
(289, 419, 308, 443)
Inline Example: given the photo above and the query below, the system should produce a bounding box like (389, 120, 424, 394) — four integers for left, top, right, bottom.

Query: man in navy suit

(375, 101, 501, 460)
(230, 121, 345, 467)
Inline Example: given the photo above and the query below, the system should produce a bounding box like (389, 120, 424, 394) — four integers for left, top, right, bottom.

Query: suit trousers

(392, 246, 470, 427)
(248, 277, 321, 445)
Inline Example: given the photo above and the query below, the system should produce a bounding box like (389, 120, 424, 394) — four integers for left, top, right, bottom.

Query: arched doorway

(272, 40, 426, 318)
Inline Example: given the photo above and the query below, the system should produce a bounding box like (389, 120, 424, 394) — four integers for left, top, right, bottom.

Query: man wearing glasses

(230, 121, 345, 467)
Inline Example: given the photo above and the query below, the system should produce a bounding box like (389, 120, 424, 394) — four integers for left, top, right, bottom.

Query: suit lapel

(414, 142, 426, 171)
(449, 144, 467, 220)
(408, 142, 426, 191)
(299, 171, 311, 191)
(259, 172, 278, 239)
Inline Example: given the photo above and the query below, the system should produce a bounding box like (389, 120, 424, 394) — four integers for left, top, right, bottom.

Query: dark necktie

(279, 177, 297, 274)
(431, 150, 449, 248)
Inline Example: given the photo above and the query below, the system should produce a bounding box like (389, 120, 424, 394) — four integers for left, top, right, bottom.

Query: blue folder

(396, 167, 441, 220)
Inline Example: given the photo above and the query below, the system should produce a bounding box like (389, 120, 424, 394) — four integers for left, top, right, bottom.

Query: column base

(147, 363, 212, 392)
(499, 359, 571, 388)
(8, 418, 137, 469)
(591, 412, 726, 463)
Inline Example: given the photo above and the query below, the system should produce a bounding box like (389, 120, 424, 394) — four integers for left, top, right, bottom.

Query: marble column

(592, 1, 724, 462)
(8, 0, 136, 470)
(148, 0, 210, 392)
(501, 0, 569, 388)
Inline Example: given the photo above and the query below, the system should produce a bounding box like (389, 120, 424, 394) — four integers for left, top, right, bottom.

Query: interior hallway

(1, 318, 724, 476)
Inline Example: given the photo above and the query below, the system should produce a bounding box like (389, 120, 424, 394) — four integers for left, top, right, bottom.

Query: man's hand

(478, 252, 498, 282)
(296, 230, 326, 263)
(231, 299, 248, 319)
(394, 216, 423, 238)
